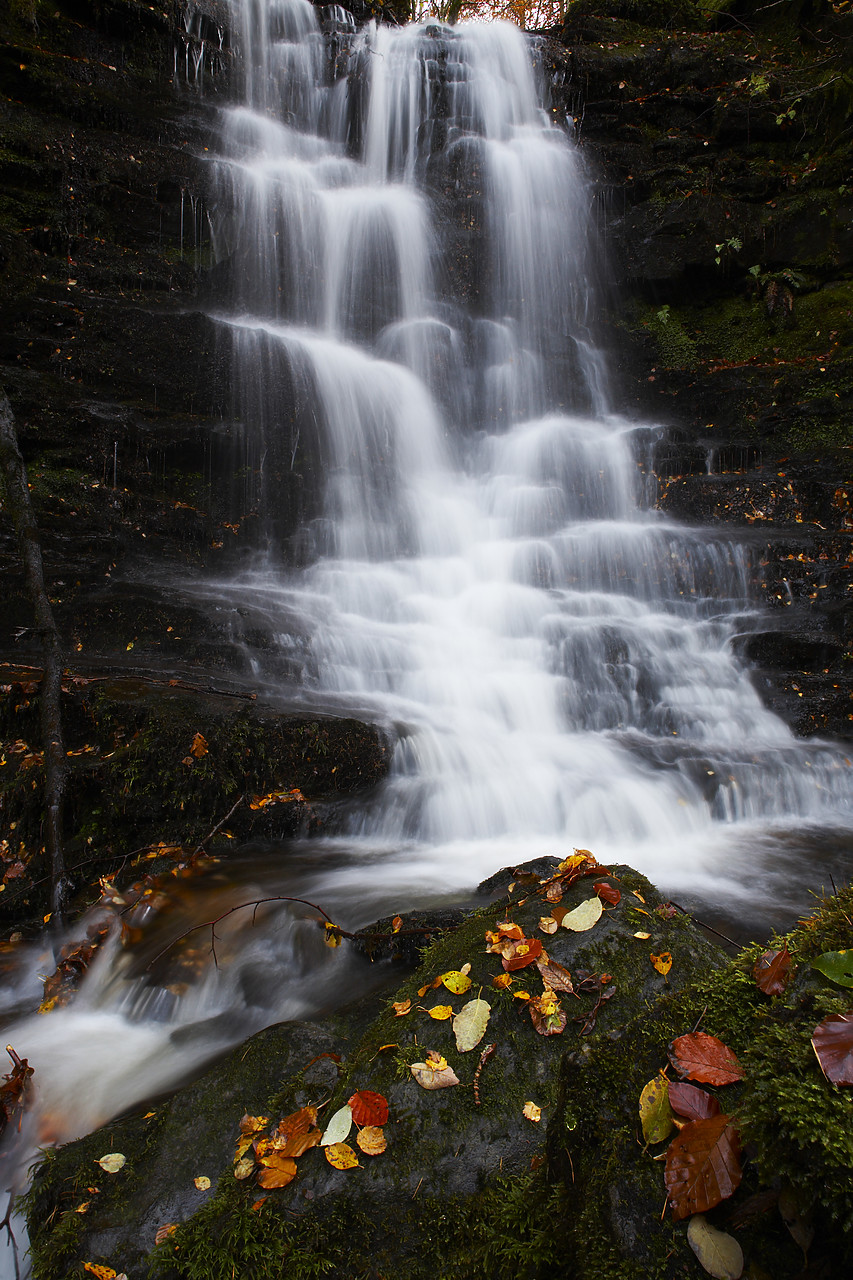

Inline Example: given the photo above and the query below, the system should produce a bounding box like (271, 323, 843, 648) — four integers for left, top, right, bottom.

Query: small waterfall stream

(1, 5, 851, 1268)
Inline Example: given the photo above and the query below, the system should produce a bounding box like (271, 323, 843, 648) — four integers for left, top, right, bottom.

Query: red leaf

(668, 1082, 721, 1121)
(593, 881, 621, 906)
(664, 1114, 742, 1220)
(348, 1090, 389, 1127)
(753, 946, 794, 996)
(811, 1012, 853, 1085)
(668, 1032, 743, 1085)
(502, 938, 544, 971)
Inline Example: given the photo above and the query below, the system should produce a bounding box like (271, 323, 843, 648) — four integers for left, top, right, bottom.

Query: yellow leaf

(233, 1156, 255, 1180)
(492, 973, 513, 990)
(650, 951, 673, 976)
(427, 1004, 454, 1020)
(324, 1142, 360, 1170)
(560, 898, 603, 932)
(356, 1126, 387, 1156)
(190, 732, 208, 758)
(633, 931, 651, 940)
(686, 1214, 744, 1279)
(82, 1265, 119, 1279)
(440, 970, 472, 995)
(522, 1102, 541, 1123)
(538, 916, 558, 934)
(96, 1154, 126, 1174)
(193, 1176, 210, 1190)
(638, 1074, 674, 1145)
(512, 990, 531, 1001)
(392, 998, 412, 1017)
(453, 998, 491, 1052)
(632, 891, 646, 903)
(324, 922, 342, 948)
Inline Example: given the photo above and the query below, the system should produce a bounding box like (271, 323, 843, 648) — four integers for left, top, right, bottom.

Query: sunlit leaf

(349, 1090, 389, 1127)
(753, 945, 794, 995)
(529, 988, 567, 1036)
(664, 1115, 742, 1220)
(356, 1126, 386, 1156)
(233, 1156, 255, 1180)
(96, 1154, 126, 1174)
(82, 1266, 119, 1279)
(453, 998, 491, 1052)
(324, 1142, 359, 1170)
(651, 951, 673, 976)
(561, 898, 603, 932)
(811, 1012, 853, 1085)
(235, 1114, 269, 1160)
(393, 998, 412, 1017)
(810, 950, 853, 989)
(633, 931, 651, 939)
(522, 1102, 541, 1123)
(323, 922, 342, 948)
(639, 1073, 674, 1144)
(538, 916, 558, 934)
(669, 1033, 743, 1086)
(193, 1176, 210, 1190)
(427, 1004, 454, 1020)
(440, 970, 472, 995)
(391, 916, 402, 933)
(502, 937, 544, 971)
(320, 1105, 353, 1146)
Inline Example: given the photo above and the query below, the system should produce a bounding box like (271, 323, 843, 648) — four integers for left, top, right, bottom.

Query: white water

(2, 6, 851, 1269)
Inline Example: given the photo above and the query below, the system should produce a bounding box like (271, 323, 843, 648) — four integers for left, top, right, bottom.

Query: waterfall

(1, 7, 851, 1262)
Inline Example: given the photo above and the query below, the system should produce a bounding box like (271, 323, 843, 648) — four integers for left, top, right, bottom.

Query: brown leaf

(668, 1082, 721, 1122)
(753, 946, 794, 996)
(529, 989, 567, 1036)
(544, 881, 564, 904)
(668, 1032, 743, 1086)
(535, 958, 574, 994)
(811, 1012, 853, 1085)
(593, 881, 621, 906)
(256, 1154, 297, 1189)
(664, 1114, 742, 1220)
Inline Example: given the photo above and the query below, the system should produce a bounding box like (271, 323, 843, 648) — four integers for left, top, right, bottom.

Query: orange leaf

(392, 916, 402, 933)
(593, 881, 621, 905)
(356, 1126, 386, 1156)
(502, 937, 543, 972)
(753, 946, 794, 996)
(535, 958, 574, 993)
(257, 1154, 298, 1189)
(664, 1115, 741, 1220)
(668, 1033, 743, 1086)
(348, 1090, 389, 1127)
(651, 951, 672, 976)
(392, 998, 412, 1017)
(190, 732, 208, 758)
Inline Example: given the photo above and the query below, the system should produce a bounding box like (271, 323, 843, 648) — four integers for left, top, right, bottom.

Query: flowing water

(2, 5, 852, 1268)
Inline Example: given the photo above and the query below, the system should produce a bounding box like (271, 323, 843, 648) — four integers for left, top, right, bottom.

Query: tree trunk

(0, 388, 68, 922)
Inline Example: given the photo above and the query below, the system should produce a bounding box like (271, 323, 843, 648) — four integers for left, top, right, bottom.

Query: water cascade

(1, 5, 852, 1264)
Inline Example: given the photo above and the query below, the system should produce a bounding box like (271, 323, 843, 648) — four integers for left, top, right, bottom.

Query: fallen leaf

(811, 1011, 853, 1085)
(633, 931, 651, 940)
(235, 1113, 269, 1160)
(633, 891, 646, 903)
(190, 732, 208, 758)
(664, 1115, 742, 1220)
(392, 916, 402, 933)
(669, 1032, 743, 1085)
(512, 989, 531, 1001)
(544, 881, 563, 903)
(538, 916, 558, 934)
(427, 1004, 454, 1021)
(453, 998, 491, 1052)
(810, 950, 853, 989)
(356, 1126, 387, 1156)
(529, 988, 567, 1036)
(393, 998, 412, 1017)
(593, 881, 621, 905)
(535, 958, 574, 993)
(83, 1266, 119, 1279)
(410, 1060, 460, 1090)
(257, 1153, 298, 1189)
(778, 1183, 814, 1254)
(651, 951, 673, 976)
(492, 973, 513, 990)
(154, 1224, 178, 1246)
(502, 937, 544, 971)
(687, 1214, 744, 1278)
(560, 897, 603, 932)
(96, 1154, 126, 1174)
(668, 1082, 721, 1122)
(418, 975, 443, 997)
(324, 1142, 359, 1170)
(753, 945, 794, 995)
(639, 1073, 674, 1144)
(320, 1104, 353, 1147)
(193, 1176, 210, 1190)
(233, 1156, 255, 1180)
(349, 1091, 389, 1127)
(440, 970, 472, 995)
(522, 1102, 541, 1123)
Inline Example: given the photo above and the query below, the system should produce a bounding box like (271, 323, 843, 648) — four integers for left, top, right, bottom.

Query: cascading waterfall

(1, 6, 851, 1267)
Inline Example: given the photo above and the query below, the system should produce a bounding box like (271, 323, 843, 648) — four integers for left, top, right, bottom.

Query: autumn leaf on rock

(529, 988, 567, 1036)
(82, 1265, 121, 1280)
(233, 1156, 255, 1180)
(154, 1224, 178, 1246)
(96, 1154, 126, 1174)
(664, 1114, 742, 1220)
(453, 998, 491, 1052)
(810, 950, 853, 989)
(687, 1214, 744, 1279)
(274, 1106, 322, 1158)
(349, 1090, 389, 1127)
(651, 951, 672, 976)
(356, 1126, 387, 1156)
(320, 1105, 353, 1147)
(427, 1004, 454, 1020)
(411, 1052, 460, 1090)
(669, 1033, 743, 1085)
(235, 1114, 269, 1160)
(324, 1142, 359, 1170)
(593, 881, 621, 906)
(502, 937, 544, 971)
(440, 969, 472, 995)
(560, 897, 603, 932)
(391, 916, 402, 933)
(753, 945, 794, 995)
(535, 958, 574, 994)
(522, 1102, 541, 1123)
(193, 1176, 210, 1191)
(492, 973, 513, 990)
(538, 916, 558, 934)
(639, 1073, 674, 1144)
(392, 998, 412, 1017)
(811, 1011, 853, 1085)
(190, 732, 208, 758)
(668, 1082, 721, 1122)
(257, 1153, 298, 1190)
(633, 931, 651, 940)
